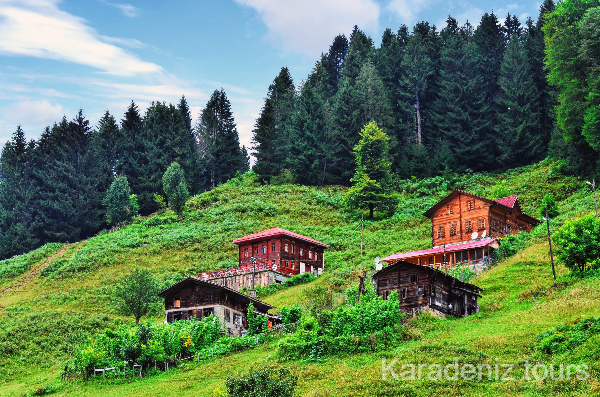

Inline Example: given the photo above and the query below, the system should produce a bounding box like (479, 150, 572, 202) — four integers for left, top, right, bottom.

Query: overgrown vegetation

(537, 317, 600, 355)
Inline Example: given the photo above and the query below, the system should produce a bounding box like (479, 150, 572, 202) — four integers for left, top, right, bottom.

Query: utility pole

(587, 179, 598, 218)
(545, 204, 556, 281)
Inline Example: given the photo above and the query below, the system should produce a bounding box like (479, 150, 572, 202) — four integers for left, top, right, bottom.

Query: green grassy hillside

(1, 160, 598, 396)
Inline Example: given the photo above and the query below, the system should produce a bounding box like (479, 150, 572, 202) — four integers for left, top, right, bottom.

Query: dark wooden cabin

(157, 277, 276, 335)
(372, 260, 481, 317)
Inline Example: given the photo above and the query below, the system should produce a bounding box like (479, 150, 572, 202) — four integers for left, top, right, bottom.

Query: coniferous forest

(1, 0, 599, 261)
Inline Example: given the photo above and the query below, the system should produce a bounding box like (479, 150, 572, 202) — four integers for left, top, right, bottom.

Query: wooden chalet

(381, 190, 540, 269)
(157, 277, 277, 335)
(372, 260, 481, 317)
(201, 228, 329, 290)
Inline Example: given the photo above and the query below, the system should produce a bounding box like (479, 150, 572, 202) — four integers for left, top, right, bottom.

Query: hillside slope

(0, 161, 598, 396)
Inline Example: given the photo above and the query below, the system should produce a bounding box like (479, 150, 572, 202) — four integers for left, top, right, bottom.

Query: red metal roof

(232, 227, 329, 248)
(493, 195, 518, 208)
(381, 238, 498, 263)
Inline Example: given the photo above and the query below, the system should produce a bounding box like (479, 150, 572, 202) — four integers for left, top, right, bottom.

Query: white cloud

(387, 0, 437, 26)
(108, 2, 140, 18)
(5, 99, 65, 126)
(233, 0, 380, 56)
(0, 0, 161, 76)
(454, 5, 485, 26)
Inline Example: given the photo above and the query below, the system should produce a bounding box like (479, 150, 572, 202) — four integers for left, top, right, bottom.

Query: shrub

(537, 317, 600, 354)
(225, 366, 298, 397)
(553, 214, 600, 272)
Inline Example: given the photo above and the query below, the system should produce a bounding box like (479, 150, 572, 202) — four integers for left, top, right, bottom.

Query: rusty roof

(232, 227, 329, 248)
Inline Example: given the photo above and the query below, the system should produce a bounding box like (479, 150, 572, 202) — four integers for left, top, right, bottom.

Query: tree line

(0, 94, 249, 260)
(252, 1, 567, 184)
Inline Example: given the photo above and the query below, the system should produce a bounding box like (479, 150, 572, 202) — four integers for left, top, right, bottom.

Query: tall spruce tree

(289, 61, 338, 185)
(330, 60, 394, 183)
(116, 101, 144, 202)
(495, 34, 542, 168)
(196, 89, 248, 189)
(0, 127, 38, 259)
(324, 34, 349, 97)
(251, 67, 295, 182)
(430, 19, 489, 173)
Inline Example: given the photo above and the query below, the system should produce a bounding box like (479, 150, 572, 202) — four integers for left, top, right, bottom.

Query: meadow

(1, 160, 599, 396)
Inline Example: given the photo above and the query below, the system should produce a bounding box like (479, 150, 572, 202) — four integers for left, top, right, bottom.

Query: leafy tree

(280, 304, 302, 325)
(544, 0, 600, 176)
(246, 302, 264, 336)
(553, 214, 600, 272)
(162, 162, 189, 215)
(103, 176, 134, 225)
(344, 121, 396, 218)
(225, 366, 298, 397)
(196, 89, 248, 189)
(540, 193, 559, 219)
(113, 268, 160, 324)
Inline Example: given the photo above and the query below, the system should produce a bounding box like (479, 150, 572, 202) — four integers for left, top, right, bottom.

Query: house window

(262, 245, 266, 254)
(291, 261, 295, 269)
(429, 256, 434, 265)
(284, 243, 289, 252)
(467, 200, 475, 211)
(450, 223, 457, 236)
(437, 226, 445, 238)
(255, 247, 259, 255)
(465, 220, 473, 233)
(506, 223, 512, 234)
(174, 298, 181, 308)
(244, 248, 249, 258)
(225, 309, 231, 323)
(417, 286, 424, 296)
(410, 274, 417, 284)
(446, 205, 453, 214)
(206, 294, 212, 303)
(234, 313, 242, 325)
(477, 219, 485, 231)
(399, 288, 407, 299)
(309, 250, 313, 259)
(271, 243, 276, 252)
(285, 260, 289, 268)
(300, 248, 304, 256)
(292, 245, 295, 254)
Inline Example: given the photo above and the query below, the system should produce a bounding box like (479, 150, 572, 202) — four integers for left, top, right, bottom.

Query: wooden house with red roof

(381, 190, 540, 269)
(201, 228, 329, 291)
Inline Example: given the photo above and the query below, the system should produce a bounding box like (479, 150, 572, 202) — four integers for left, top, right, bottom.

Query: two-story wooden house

(201, 228, 329, 291)
(381, 190, 540, 269)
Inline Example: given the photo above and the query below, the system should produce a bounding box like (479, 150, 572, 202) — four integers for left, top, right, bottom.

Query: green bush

(553, 214, 600, 272)
(277, 290, 405, 361)
(225, 366, 298, 397)
(537, 317, 600, 354)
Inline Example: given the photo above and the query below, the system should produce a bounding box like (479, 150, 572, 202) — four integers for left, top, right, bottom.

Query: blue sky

(0, 0, 544, 153)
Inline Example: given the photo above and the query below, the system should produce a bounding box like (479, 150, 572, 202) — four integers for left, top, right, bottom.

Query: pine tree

(288, 61, 338, 185)
(196, 89, 248, 189)
(330, 60, 394, 183)
(251, 67, 295, 182)
(341, 26, 375, 82)
(344, 121, 396, 218)
(0, 126, 38, 259)
(430, 20, 489, 173)
(324, 34, 349, 97)
(495, 34, 542, 168)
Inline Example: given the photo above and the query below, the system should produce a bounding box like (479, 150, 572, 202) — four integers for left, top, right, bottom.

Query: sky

(0, 0, 545, 156)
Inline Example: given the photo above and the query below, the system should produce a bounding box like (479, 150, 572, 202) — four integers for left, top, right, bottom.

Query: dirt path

(0, 244, 71, 295)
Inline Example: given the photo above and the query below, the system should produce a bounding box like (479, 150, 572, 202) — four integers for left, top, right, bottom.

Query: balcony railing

(200, 262, 299, 279)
